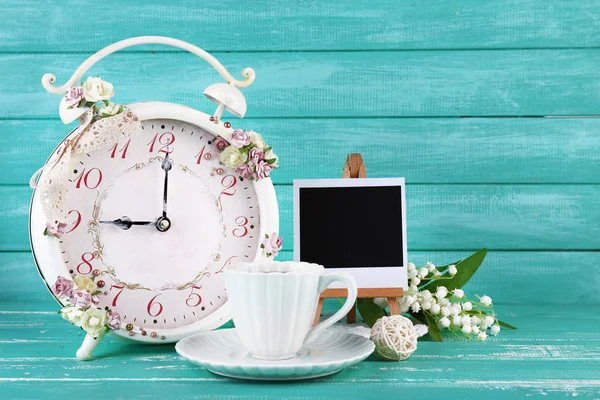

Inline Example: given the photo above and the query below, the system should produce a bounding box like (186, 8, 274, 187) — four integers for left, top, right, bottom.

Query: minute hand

(99, 217, 156, 230)
(161, 152, 172, 218)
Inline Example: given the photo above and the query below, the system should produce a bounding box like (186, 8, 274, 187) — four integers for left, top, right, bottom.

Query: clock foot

(76, 331, 106, 361)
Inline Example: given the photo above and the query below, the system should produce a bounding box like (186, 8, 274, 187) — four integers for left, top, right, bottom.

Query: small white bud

(412, 277, 421, 286)
(453, 288, 465, 298)
(490, 324, 501, 336)
(400, 304, 410, 313)
(436, 286, 448, 298)
(373, 297, 388, 308)
(470, 316, 481, 325)
(484, 316, 495, 326)
(430, 304, 441, 315)
(419, 267, 429, 278)
(410, 302, 421, 313)
(452, 316, 462, 326)
(480, 295, 493, 306)
(421, 290, 432, 301)
(405, 296, 415, 305)
(422, 301, 432, 310)
(408, 262, 416, 272)
(461, 315, 471, 325)
(439, 317, 451, 328)
(477, 332, 487, 341)
(480, 323, 488, 331)
(426, 262, 436, 272)
(461, 324, 472, 334)
(438, 298, 450, 307)
(471, 325, 480, 334)
(462, 302, 473, 311)
(441, 306, 451, 317)
(448, 264, 457, 276)
(434, 271, 442, 278)
(409, 269, 418, 278)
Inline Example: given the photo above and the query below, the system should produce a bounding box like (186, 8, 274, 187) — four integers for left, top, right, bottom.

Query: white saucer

(175, 328, 375, 381)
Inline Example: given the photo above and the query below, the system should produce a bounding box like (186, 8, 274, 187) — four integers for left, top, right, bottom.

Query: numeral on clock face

(147, 294, 164, 317)
(186, 285, 203, 307)
(233, 216, 249, 237)
(75, 167, 103, 189)
(108, 139, 131, 159)
(147, 132, 175, 154)
(77, 252, 95, 274)
(220, 175, 237, 197)
(65, 210, 82, 233)
(110, 284, 125, 307)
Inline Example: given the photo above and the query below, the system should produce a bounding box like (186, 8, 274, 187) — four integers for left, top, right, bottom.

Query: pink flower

(230, 129, 251, 148)
(253, 160, 272, 180)
(249, 148, 264, 165)
(261, 232, 283, 258)
(46, 221, 68, 238)
(53, 277, 74, 299)
(107, 311, 121, 330)
(91, 295, 100, 305)
(64, 86, 84, 108)
(213, 136, 230, 152)
(70, 290, 92, 309)
(236, 163, 253, 179)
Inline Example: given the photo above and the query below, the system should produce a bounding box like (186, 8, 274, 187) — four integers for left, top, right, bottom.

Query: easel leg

(313, 298, 325, 327)
(387, 297, 400, 315)
(347, 301, 357, 323)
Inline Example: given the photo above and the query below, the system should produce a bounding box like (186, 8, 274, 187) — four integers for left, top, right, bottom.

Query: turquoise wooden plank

(4, 250, 599, 309)
(0, 307, 599, 399)
(3, 50, 600, 119)
(3, 184, 599, 252)
(3, 1, 600, 52)
(5, 117, 600, 185)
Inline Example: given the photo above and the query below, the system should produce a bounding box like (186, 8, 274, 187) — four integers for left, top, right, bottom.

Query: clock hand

(99, 217, 156, 230)
(161, 147, 172, 218)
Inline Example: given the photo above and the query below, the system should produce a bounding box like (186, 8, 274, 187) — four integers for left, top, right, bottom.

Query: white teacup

(224, 261, 358, 360)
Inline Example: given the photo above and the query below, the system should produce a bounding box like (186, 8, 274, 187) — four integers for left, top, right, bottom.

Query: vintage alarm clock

(29, 37, 279, 360)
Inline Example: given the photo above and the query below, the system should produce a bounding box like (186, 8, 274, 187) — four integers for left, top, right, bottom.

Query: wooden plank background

(1, 1, 600, 398)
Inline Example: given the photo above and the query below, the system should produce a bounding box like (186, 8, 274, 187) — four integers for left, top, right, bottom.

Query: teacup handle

(305, 272, 358, 343)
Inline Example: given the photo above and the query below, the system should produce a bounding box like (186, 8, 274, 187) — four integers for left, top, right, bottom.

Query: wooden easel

(312, 154, 403, 326)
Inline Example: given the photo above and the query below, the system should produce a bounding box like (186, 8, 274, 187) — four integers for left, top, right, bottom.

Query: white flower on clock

(82, 76, 115, 103)
(74, 275, 97, 293)
(80, 307, 108, 338)
(98, 102, 122, 117)
(61, 306, 85, 327)
(220, 146, 247, 169)
(249, 131, 266, 150)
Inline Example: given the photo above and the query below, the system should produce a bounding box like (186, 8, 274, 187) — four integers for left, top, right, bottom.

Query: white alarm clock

(29, 37, 279, 360)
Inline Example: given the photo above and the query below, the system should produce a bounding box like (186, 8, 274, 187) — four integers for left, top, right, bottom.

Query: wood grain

(6, 117, 600, 185)
(4, 50, 600, 119)
(3, 0, 600, 52)
(0, 307, 599, 399)
(3, 251, 599, 309)
(4, 184, 599, 252)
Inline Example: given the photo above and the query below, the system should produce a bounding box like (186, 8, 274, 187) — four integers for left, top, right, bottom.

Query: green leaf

(43, 228, 48, 236)
(356, 298, 388, 327)
(103, 100, 110, 106)
(421, 248, 487, 292)
(265, 158, 277, 165)
(497, 319, 518, 330)
(263, 146, 272, 153)
(423, 311, 443, 342)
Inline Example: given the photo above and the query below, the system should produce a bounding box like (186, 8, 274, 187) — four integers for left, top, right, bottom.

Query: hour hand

(99, 216, 155, 230)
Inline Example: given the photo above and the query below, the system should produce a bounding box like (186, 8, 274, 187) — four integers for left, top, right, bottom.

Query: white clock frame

(29, 37, 279, 359)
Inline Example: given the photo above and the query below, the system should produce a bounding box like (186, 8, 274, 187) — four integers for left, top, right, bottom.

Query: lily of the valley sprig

(214, 130, 279, 181)
(358, 249, 517, 342)
(64, 76, 124, 118)
(53, 275, 121, 339)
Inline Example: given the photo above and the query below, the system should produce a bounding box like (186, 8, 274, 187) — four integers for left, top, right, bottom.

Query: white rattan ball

(370, 315, 418, 361)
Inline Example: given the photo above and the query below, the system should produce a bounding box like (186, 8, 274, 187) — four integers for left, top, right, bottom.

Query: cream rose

(219, 146, 247, 169)
(98, 102, 122, 117)
(249, 131, 266, 150)
(61, 306, 85, 327)
(80, 307, 108, 338)
(264, 149, 279, 168)
(74, 275, 97, 292)
(82, 77, 114, 103)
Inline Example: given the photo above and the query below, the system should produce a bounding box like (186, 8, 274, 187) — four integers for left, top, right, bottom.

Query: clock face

(53, 118, 262, 335)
